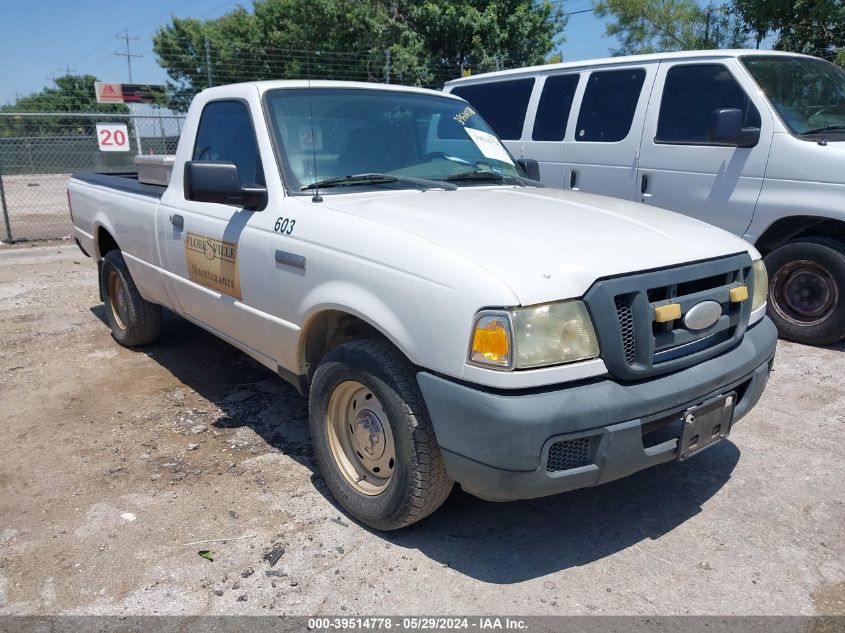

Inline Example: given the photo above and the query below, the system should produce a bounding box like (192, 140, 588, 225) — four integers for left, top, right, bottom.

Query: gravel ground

(0, 244, 843, 616)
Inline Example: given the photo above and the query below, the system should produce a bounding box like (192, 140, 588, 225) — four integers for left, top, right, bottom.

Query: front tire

(100, 250, 161, 347)
(309, 339, 453, 530)
(764, 237, 845, 345)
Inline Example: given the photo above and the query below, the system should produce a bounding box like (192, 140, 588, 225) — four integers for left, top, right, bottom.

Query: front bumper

(417, 316, 778, 502)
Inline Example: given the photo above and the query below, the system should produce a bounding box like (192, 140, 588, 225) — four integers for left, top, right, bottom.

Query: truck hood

(325, 186, 757, 305)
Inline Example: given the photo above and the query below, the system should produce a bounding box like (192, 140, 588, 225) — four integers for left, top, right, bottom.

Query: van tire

(764, 237, 845, 345)
(100, 250, 161, 347)
(309, 339, 453, 530)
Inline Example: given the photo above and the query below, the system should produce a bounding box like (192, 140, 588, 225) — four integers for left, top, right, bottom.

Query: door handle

(640, 174, 652, 200)
(569, 170, 579, 191)
(170, 214, 184, 230)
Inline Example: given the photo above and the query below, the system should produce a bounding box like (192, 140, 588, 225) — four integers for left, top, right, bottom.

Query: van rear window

(451, 78, 534, 140)
(532, 74, 580, 141)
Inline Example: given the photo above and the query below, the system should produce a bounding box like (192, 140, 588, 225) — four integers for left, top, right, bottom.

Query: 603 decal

(274, 217, 296, 235)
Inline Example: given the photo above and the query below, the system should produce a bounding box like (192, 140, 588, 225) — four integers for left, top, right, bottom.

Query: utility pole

(46, 73, 58, 89)
(115, 29, 142, 83)
(116, 28, 143, 157)
(60, 65, 76, 76)
(204, 36, 213, 88)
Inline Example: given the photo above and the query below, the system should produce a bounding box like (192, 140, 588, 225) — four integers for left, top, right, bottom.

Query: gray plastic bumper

(417, 316, 778, 502)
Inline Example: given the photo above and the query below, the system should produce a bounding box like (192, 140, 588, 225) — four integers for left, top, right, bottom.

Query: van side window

(656, 64, 761, 144)
(193, 100, 265, 186)
(575, 68, 646, 142)
(532, 74, 580, 141)
(451, 79, 534, 140)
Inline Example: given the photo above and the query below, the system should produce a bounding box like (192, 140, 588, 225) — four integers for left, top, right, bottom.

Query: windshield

(741, 55, 845, 137)
(264, 88, 525, 192)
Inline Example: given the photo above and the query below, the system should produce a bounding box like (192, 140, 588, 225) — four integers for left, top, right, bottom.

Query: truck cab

(69, 80, 777, 529)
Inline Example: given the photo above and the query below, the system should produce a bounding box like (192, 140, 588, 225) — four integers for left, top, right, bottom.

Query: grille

(585, 253, 753, 381)
(614, 295, 637, 365)
(546, 437, 591, 473)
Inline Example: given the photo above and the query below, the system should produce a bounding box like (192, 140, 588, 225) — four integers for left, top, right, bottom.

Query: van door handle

(570, 170, 579, 191)
(170, 214, 184, 230)
(640, 175, 652, 200)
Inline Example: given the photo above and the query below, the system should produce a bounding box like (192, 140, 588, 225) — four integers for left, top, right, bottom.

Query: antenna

(303, 9, 322, 203)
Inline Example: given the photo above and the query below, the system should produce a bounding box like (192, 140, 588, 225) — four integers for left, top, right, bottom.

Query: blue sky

(0, 0, 626, 105)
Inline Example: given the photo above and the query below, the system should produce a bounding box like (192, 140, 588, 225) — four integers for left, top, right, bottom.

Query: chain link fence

(0, 112, 185, 242)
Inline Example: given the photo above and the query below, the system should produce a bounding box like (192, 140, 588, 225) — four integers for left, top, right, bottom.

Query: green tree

(153, 0, 566, 110)
(1, 75, 128, 115)
(593, 0, 748, 55)
(733, 0, 845, 64)
(0, 75, 128, 137)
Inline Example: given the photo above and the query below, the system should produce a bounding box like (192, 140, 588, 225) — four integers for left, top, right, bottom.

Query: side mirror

(184, 161, 267, 210)
(516, 158, 541, 181)
(708, 108, 760, 148)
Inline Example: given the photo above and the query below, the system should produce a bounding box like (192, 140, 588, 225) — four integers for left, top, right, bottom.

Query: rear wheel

(309, 339, 453, 530)
(764, 237, 845, 345)
(100, 250, 161, 347)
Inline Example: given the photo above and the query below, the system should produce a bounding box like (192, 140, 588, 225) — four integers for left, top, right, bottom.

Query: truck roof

(197, 79, 464, 101)
(444, 48, 818, 87)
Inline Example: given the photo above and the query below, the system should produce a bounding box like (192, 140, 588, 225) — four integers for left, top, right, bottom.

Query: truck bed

(72, 172, 166, 199)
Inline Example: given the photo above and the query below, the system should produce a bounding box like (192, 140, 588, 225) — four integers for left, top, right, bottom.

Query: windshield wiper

(444, 171, 506, 183)
(302, 173, 456, 191)
(444, 170, 540, 187)
(799, 124, 845, 136)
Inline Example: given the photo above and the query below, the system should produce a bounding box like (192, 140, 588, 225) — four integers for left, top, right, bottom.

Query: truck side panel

(69, 179, 172, 309)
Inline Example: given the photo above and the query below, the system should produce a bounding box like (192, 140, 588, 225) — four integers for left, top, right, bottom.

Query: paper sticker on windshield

(185, 232, 242, 300)
(453, 105, 476, 126)
(464, 127, 514, 165)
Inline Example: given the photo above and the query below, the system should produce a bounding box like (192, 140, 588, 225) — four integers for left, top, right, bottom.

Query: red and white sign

(96, 123, 130, 152)
(95, 82, 124, 103)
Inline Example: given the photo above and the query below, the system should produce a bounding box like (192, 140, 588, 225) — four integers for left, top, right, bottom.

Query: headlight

(469, 301, 599, 370)
(751, 259, 768, 311)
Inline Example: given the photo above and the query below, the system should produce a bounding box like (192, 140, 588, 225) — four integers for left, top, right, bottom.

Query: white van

(444, 50, 845, 346)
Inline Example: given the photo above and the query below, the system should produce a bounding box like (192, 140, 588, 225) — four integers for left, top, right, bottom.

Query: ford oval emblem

(683, 300, 722, 331)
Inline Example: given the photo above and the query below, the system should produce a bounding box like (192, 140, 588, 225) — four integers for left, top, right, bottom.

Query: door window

(193, 100, 264, 186)
(532, 74, 580, 141)
(575, 68, 646, 142)
(451, 78, 534, 140)
(656, 64, 761, 144)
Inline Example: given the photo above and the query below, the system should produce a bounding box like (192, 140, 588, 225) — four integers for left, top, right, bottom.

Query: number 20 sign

(96, 123, 130, 152)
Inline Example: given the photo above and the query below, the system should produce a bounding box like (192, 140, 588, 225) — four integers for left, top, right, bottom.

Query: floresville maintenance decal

(185, 232, 242, 300)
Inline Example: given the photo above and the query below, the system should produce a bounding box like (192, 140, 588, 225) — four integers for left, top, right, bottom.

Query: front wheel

(309, 339, 453, 530)
(764, 237, 845, 345)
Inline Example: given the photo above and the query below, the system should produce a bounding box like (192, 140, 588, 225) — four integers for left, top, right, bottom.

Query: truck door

(636, 60, 773, 236)
(564, 64, 656, 199)
(156, 99, 286, 364)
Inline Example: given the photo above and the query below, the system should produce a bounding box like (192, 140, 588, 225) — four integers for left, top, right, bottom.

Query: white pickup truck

(68, 80, 777, 530)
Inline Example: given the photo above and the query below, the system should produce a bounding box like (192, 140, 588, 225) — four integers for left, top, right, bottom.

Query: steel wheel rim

(771, 260, 839, 326)
(326, 380, 395, 496)
(107, 270, 129, 330)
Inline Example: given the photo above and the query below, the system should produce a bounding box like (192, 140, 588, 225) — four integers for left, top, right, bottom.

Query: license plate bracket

(678, 392, 736, 461)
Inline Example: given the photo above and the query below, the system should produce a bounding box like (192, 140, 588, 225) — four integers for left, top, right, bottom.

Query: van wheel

(100, 250, 161, 347)
(309, 339, 453, 530)
(764, 237, 845, 345)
